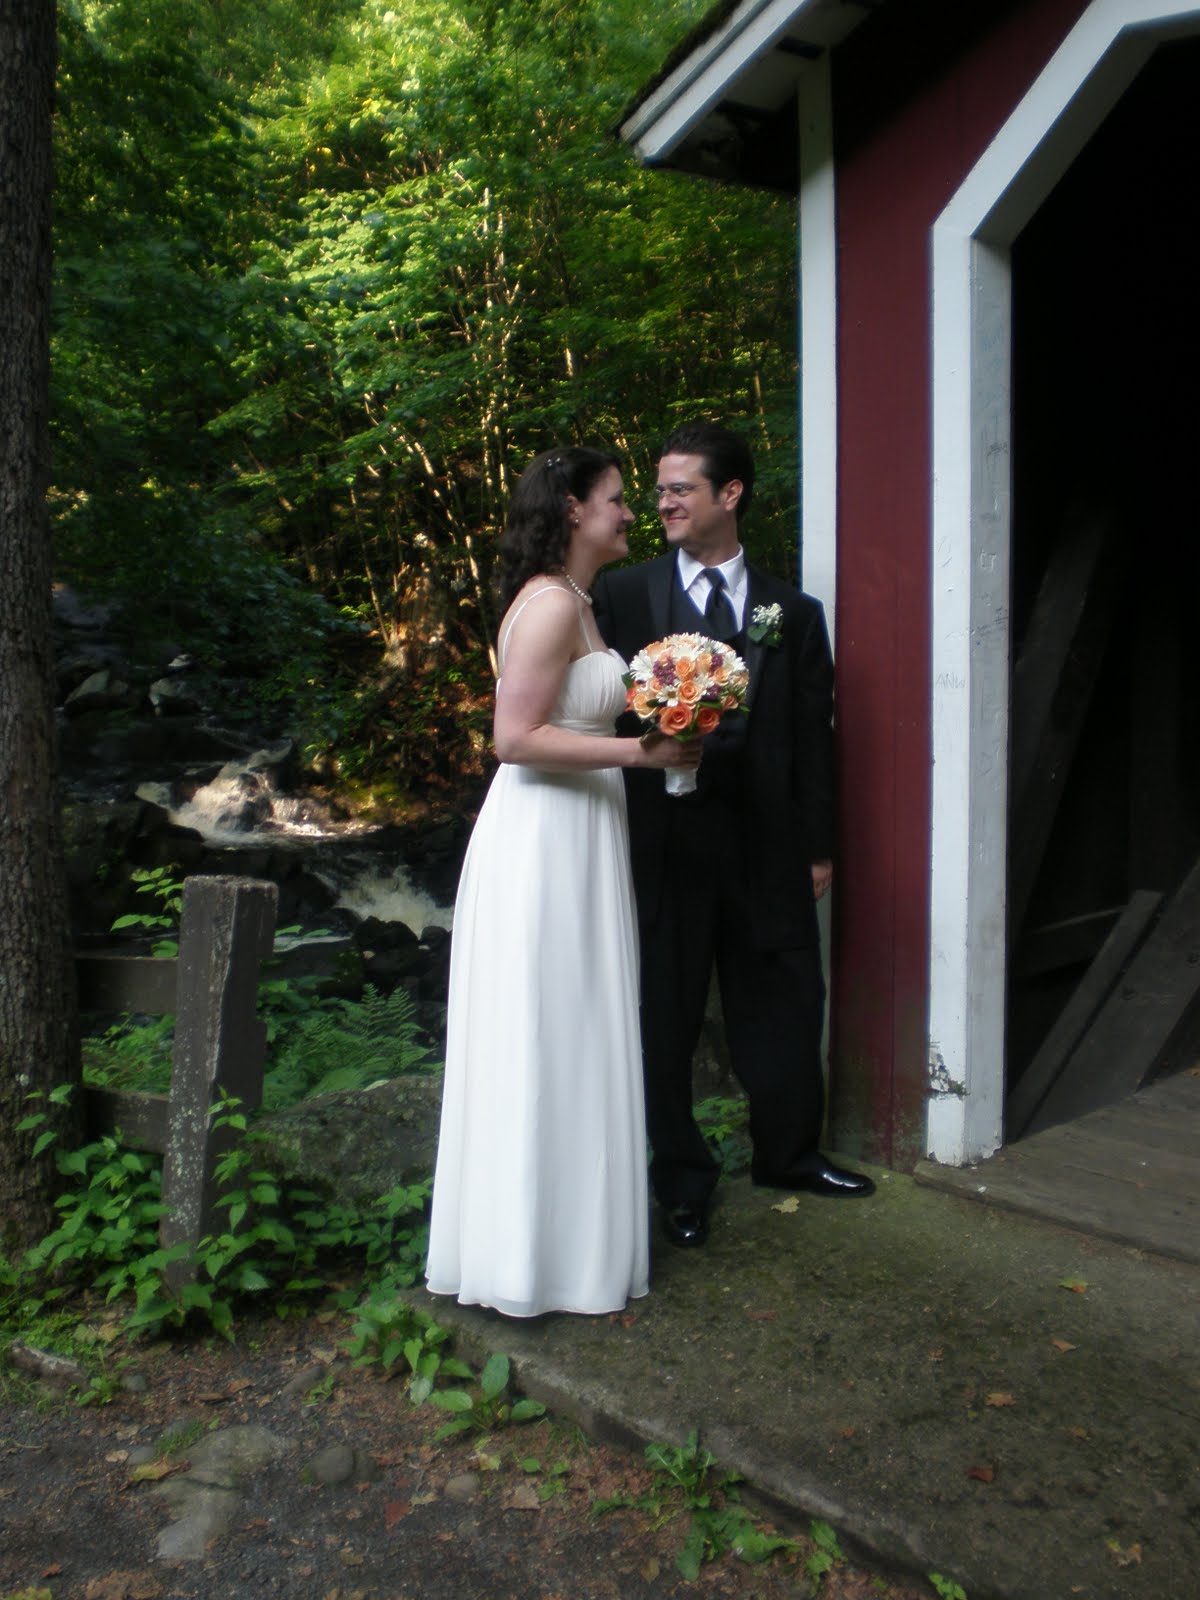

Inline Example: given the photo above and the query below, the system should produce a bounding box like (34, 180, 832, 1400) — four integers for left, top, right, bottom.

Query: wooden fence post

(159, 876, 277, 1288)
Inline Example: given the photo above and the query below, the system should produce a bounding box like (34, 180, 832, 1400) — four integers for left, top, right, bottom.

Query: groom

(593, 422, 873, 1248)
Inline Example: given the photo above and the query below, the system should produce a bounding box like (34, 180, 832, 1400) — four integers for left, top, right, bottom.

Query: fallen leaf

(339, 1547, 364, 1567)
(1068, 1426, 1089, 1440)
(771, 1196, 800, 1214)
(384, 1500, 410, 1529)
(124, 1460, 184, 1488)
(928, 1348, 944, 1361)
(105, 1450, 130, 1464)
(197, 1392, 230, 1404)
(411, 1492, 437, 1507)
(505, 1482, 542, 1510)
(839, 1426, 857, 1439)
(42, 1565, 62, 1578)
(227, 1378, 254, 1394)
(641, 1558, 661, 1582)
(1106, 1539, 1142, 1569)
(966, 1465, 995, 1482)
(747, 1309, 778, 1322)
(985, 1392, 1016, 1408)
(1058, 1277, 1089, 1293)
(1051, 1338, 1077, 1353)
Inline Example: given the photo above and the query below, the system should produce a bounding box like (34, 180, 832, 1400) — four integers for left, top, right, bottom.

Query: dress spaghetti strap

(498, 583, 590, 669)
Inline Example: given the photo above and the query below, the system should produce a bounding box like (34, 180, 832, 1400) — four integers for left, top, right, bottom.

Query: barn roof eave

(618, 0, 886, 183)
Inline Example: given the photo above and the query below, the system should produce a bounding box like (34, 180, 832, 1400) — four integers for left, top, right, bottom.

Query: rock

(255, 1077, 442, 1206)
(310, 1443, 356, 1485)
(278, 1362, 331, 1402)
(64, 668, 140, 716)
(148, 676, 203, 715)
(120, 1372, 150, 1393)
(354, 915, 419, 952)
(8, 1340, 89, 1390)
(185, 1424, 286, 1475)
(154, 1486, 239, 1560)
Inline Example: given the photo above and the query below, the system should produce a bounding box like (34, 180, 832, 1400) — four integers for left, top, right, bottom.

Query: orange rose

(675, 656, 696, 681)
(709, 660, 728, 685)
(659, 703, 693, 736)
(677, 679, 701, 705)
(721, 692, 739, 711)
(632, 691, 655, 718)
(694, 705, 721, 735)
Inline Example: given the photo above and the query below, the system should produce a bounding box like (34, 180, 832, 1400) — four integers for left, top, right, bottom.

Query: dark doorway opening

(1005, 36, 1200, 1136)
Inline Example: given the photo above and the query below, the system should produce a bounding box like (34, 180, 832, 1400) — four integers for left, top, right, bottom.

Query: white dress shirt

(676, 547, 747, 631)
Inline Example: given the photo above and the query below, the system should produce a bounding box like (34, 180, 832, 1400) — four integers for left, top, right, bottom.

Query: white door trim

(798, 53, 837, 626)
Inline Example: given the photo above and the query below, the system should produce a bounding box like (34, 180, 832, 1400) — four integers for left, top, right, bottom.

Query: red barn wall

(828, 0, 1091, 1166)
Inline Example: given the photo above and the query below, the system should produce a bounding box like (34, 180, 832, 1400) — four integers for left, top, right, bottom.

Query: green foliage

(109, 865, 183, 957)
(6, 1091, 430, 1344)
(694, 1094, 752, 1176)
(49, 0, 797, 799)
(928, 1575, 969, 1600)
(594, 1428, 798, 1580)
(82, 972, 439, 1111)
(259, 982, 436, 1109)
(82, 1015, 175, 1096)
(427, 1351, 547, 1441)
(343, 1296, 473, 1404)
(805, 1519, 846, 1591)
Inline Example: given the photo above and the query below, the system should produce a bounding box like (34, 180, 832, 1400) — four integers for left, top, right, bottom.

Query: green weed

(427, 1351, 546, 1441)
(694, 1095, 752, 1175)
(594, 1428, 799, 1580)
(928, 1575, 968, 1600)
(8, 1090, 430, 1346)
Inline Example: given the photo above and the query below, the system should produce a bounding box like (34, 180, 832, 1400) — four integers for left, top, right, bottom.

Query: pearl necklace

(556, 571, 593, 606)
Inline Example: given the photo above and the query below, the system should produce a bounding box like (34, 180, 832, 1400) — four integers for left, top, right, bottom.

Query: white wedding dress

(425, 597, 649, 1317)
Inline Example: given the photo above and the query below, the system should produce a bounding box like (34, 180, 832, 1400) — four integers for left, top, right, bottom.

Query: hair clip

(545, 455, 563, 470)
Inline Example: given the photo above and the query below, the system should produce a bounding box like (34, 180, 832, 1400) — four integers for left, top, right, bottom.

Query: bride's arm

(494, 589, 695, 774)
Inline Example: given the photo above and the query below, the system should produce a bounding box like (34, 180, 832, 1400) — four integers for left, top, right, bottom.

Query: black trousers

(636, 791, 826, 1210)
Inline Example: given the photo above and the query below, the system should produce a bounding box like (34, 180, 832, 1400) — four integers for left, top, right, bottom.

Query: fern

(261, 984, 436, 1110)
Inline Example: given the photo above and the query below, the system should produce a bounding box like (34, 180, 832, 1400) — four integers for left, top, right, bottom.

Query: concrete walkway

(409, 1168, 1200, 1600)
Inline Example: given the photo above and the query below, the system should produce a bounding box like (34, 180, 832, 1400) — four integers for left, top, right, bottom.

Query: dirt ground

(0, 1310, 929, 1600)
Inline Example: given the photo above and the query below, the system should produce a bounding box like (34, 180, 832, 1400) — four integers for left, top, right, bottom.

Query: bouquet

(624, 632, 750, 796)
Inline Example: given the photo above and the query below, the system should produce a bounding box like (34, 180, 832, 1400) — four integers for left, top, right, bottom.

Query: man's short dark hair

(659, 423, 755, 520)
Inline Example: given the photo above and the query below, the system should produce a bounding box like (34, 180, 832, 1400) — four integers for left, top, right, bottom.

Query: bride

(424, 446, 698, 1317)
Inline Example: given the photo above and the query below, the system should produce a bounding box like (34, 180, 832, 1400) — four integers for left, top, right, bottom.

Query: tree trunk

(0, 1, 81, 1251)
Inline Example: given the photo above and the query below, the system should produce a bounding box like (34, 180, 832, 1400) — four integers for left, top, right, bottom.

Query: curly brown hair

(498, 446, 620, 611)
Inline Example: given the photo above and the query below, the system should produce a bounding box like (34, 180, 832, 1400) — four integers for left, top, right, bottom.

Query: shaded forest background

(53, 0, 798, 813)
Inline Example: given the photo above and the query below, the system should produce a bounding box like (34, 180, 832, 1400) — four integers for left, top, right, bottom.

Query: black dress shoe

(660, 1203, 709, 1247)
(752, 1155, 875, 1198)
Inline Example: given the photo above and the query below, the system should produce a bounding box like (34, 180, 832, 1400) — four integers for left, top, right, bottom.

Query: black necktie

(702, 568, 737, 641)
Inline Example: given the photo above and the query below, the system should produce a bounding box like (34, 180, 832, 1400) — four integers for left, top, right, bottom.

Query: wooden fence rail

(78, 875, 277, 1290)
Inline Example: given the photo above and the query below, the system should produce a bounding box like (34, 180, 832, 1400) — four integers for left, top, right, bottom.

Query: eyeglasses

(654, 482, 702, 499)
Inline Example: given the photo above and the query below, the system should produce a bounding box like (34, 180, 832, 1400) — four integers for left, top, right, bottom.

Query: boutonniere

(746, 603, 783, 648)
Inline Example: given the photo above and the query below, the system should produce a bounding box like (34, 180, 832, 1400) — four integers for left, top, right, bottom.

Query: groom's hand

(812, 861, 833, 901)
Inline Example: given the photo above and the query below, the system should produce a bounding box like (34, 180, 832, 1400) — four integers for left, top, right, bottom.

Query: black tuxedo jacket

(593, 552, 835, 952)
